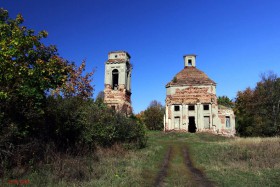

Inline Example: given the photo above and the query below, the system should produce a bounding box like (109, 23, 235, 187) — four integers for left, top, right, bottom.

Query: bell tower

(104, 51, 132, 115)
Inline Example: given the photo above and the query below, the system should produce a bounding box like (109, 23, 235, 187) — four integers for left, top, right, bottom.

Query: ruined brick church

(103, 51, 235, 135)
(164, 55, 235, 135)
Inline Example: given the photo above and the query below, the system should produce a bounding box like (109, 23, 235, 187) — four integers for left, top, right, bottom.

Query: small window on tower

(115, 55, 118, 58)
(188, 105, 195, 111)
(188, 59, 192, 66)
(174, 105, 180, 111)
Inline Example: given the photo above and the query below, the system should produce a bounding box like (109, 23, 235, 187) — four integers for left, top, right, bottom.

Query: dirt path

(154, 146, 172, 187)
(154, 145, 214, 187)
(182, 147, 215, 187)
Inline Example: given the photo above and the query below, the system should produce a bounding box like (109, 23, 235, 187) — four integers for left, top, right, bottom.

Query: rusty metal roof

(166, 66, 216, 87)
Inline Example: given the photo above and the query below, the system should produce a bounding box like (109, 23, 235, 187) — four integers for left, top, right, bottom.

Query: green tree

(235, 72, 280, 136)
(0, 8, 70, 138)
(235, 88, 255, 136)
(217, 95, 234, 108)
(51, 60, 94, 99)
(254, 72, 280, 135)
(142, 100, 165, 130)
(95, 91, 104, 103)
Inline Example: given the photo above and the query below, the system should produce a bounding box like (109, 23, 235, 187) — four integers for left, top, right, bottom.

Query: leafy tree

(254, 72, 280, 134)
(0, 8, 94, 134)
(217, 96, 234, 108)
(51, 60, 94, 99)
(0, 8, 69, 132)
(95, 91, 104, 103)
(141, 100, 165, 130)
(235, 88, 255, 136)
(235, 72, 280, 136)
(0, 9, 147, 176)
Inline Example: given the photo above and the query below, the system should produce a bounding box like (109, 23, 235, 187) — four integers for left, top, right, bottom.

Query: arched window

(112, 69, 119, 90)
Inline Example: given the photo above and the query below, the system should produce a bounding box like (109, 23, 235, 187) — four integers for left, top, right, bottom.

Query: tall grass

(2, 132, 279, 186)
(189, 134, 280, 187)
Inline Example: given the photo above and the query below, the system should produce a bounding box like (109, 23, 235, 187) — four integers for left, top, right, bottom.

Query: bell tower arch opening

(112, 69, 119, 90)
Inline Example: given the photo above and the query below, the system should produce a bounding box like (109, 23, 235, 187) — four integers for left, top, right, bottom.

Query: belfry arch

(112, 69, 119, 90)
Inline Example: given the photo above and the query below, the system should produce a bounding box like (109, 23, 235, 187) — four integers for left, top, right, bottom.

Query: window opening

(174, 105, 180, 111)
(203, 104, 209, 110)
(188, 59, 192, 66)
(226, 116, 231, 128)
(112, 69, 119, 90)
(188, 105, 195, 111)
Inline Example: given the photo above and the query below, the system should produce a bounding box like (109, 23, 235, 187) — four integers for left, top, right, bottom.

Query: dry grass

(214, 137, 280, 169)
(3, 132, 280, 187)
(189, 134, 280, 187)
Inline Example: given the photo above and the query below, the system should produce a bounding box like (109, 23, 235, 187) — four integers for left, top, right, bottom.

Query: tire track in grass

(154, 146, 172, 187)
(183, 147, 215, 187)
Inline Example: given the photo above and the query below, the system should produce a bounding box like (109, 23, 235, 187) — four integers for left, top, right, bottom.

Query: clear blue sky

(2, 0, 280, 113)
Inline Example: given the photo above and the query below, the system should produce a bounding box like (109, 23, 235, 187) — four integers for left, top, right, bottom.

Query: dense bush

(1, 96, 147, 177)
(45, 97, 147, 148)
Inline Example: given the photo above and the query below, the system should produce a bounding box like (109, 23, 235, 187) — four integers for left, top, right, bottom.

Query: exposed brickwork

(218, 115, 226, 124)
(104, 84, 132, 114)
(166, 87, 217, 105)
(218, 107, 236, 136)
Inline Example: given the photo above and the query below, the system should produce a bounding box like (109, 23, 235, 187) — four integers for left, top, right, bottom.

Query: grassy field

(5, 132, 280, 186)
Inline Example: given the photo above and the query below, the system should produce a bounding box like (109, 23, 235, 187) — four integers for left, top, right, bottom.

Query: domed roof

(166, 66, 216, 87)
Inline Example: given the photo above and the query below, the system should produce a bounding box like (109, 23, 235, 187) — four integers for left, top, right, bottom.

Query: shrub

(44, 96, 147, 149)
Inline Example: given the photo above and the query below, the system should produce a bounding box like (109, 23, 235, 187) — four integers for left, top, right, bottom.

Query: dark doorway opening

(112, 69, 119, 90)
(188, 117, 196, 133)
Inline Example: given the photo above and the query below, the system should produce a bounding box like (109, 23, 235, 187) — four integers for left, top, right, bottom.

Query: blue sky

(2, 0, 280, 113)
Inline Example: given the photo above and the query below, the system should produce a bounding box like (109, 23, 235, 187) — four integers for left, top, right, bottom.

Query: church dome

(166, 66, 216, 87)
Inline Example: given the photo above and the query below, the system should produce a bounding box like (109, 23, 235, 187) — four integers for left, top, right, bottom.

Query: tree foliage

(235, 72, 280, 136)
(0, 9, 146, 167)
(52, 60, 94, 99)
(0, 9, 95, 139)
(45, 97, 146, 149)
(217, 96, 234, 108)
(0, 8, 69, 125)
(139, 100, 165, 130)
(0, 9, 146, 175)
